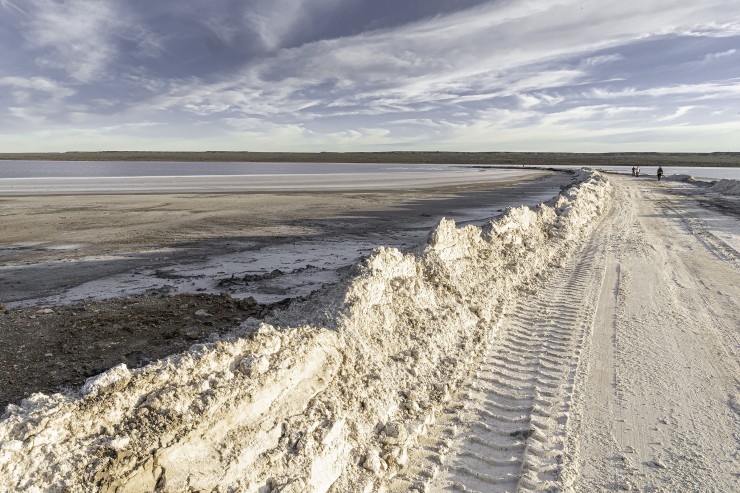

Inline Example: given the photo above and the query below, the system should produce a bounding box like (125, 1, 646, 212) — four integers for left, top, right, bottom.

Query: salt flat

(1, 171, 737, 492)
(0, 167, 540, 195)
(0, 171, 556, 305)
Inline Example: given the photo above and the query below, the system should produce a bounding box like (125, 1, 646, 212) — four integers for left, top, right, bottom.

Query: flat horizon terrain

(1, 150, 740, 167)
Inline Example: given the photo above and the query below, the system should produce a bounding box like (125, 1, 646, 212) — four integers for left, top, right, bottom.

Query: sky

(0, 0, 739, 153)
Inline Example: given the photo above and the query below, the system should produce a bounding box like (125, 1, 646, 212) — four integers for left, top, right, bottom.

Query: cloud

(587, 81, 740, 100)
(244, 0, 345, 51)
(581, 54, 624, 67)
(2, 0, 740, 151)
(146, 0, 740, 124)
(7, 106, 46, 125)
(0, 76, 76, 125)
(657, 105, 696, 121)
(0, 76, 75, 99)
(95, 121, 163, 134)
(414, 109, 740, 152)
(0, 0, 23, 14)
(700, 48, 737, 63)
(14, 0, 127, 82)
(676, 21, 740, 37)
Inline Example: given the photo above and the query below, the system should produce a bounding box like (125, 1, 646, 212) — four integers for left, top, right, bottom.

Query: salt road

(398, 175, 739, 492)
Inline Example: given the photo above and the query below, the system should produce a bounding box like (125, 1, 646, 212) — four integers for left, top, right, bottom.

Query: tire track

(388, 233, 607, 493)
(656, 197, 740, 268)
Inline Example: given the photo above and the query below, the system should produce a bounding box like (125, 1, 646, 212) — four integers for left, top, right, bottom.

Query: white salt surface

(22, 237, 381, 305)
(7, 178, 561, 308)
(0, 168, 538, 194)
(2, 171, 737, 492)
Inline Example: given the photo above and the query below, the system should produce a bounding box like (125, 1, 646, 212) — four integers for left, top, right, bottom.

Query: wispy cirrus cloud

(1, 0, 739, 151)
(144, 0, 740, 121)
(0, 0, 23, 14)
(700, 48, 737, 63)
(0, 76, 76, 125)
(580, 54, 625, 67)
(657, 105, 697, 121)
(587, 81, 740, 100)
(0, 76, 74, 99)
(244, 0, 345, 51)
(17, 0, 125, 82)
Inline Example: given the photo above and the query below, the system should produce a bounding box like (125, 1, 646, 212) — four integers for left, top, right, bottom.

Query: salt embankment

(667, 174, 740, 196)
(666, 173, 699, 183)
(0, 170, 612, 492)
(707, 178, 740, 196)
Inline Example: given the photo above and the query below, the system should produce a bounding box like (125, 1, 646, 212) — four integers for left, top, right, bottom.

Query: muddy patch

(0, 293, 290, 410)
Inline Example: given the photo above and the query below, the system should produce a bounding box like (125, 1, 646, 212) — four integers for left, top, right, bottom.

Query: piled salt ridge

(0, 170, 611, 493)
(666, 174, 699, 183)
(707, 178, 740, 196)
(667, 175, 740, 196)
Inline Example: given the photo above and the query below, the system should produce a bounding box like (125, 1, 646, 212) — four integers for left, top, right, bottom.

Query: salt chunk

(362, 449, 382, 474)
(1, 440, 23, 452)
(321, 419, 345, 446)
(396, 447, 409, 467)
(239, 355, 269, 377)
(108, 436, 130, 450)
(383, 446, 400, 465)
(253, 326, 282, 354)
(275, 479, 307, 493)
(383, 421, 404, 440)
(81, 364, 131, 396)
(648, 459, 667, 469)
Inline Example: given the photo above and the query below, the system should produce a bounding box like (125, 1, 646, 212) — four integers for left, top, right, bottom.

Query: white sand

(1, 172, 738, 492)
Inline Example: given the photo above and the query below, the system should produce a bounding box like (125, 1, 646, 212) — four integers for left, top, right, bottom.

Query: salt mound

(707, 178, 740, 196)
(0, 170, 612, 492)
(667, 174, 698, 183)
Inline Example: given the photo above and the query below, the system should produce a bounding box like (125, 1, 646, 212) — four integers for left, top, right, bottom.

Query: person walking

(631, 166, 636, 176)
(657, 166, 664, 181)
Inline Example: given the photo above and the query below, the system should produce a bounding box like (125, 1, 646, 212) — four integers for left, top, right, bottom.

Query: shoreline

(0, 168, 545, 196)
(0, 172, 567, 306)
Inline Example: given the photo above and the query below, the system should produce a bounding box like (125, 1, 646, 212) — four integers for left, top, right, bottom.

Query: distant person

(636, 166, 641, 177)
(657, 166, 664, 181)
(631, 166, 636, 176)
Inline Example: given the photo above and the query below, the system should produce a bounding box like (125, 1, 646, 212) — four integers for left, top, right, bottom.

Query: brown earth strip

(0, 293, 289, 410)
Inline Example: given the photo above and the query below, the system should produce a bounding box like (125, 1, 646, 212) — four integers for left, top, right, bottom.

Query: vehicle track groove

(388, 218, 608, 492)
